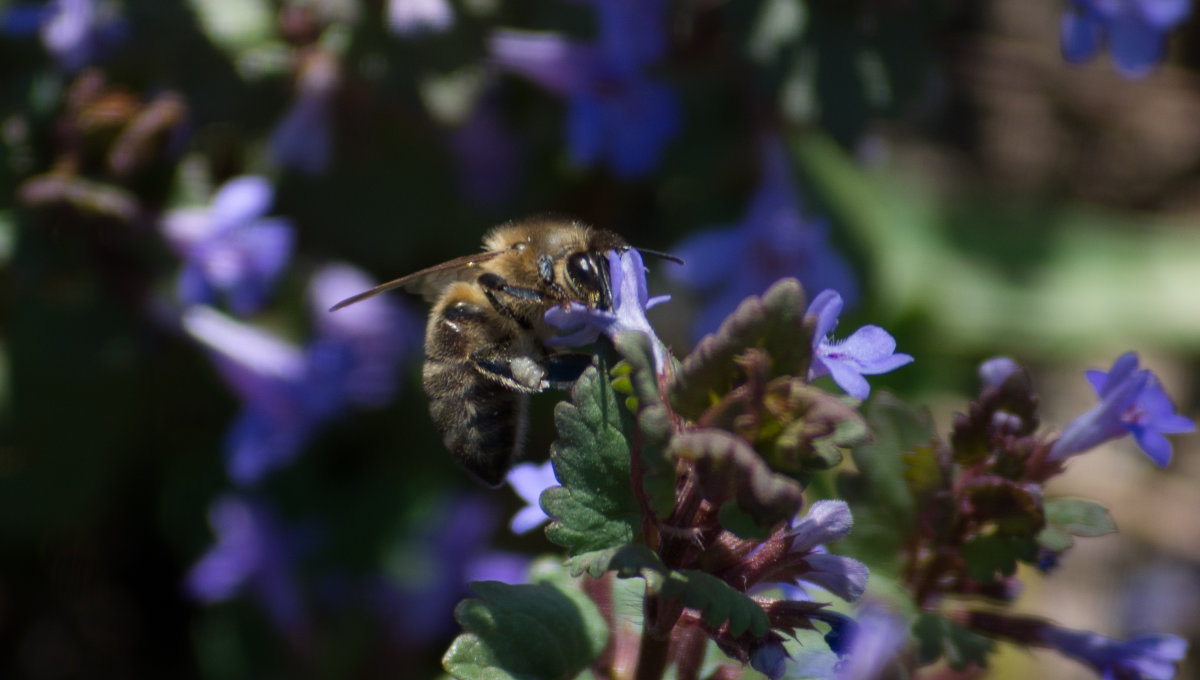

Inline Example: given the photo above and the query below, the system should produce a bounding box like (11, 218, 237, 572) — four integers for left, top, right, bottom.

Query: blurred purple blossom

(749, 637, 789, 679)
(187, 495, 311, 640)
(374, 495, 527, 645)
(574, 0, 670, 72)
(386, 0, 453, 37)
(806, 289, 912, 401)
(544, 248, 671, 373)
(489, 30, 680, 178)
(506, 460, 556, 534)
(183, 269, 413, 484)
(269, 54, 338, 176)
(162, 176, 294, 316)
(979, 356, 1019, 390)
(669, 141, 859, 340)
(792, 603, 908, 680)
(1061, 0, 1191, 78)
(782, 500, 869, 602)
(1, 0, 125, 72)
(448, 95, 524, 207)
(1049, 352, 1194, 467)
(1039, 626, 1187, 680)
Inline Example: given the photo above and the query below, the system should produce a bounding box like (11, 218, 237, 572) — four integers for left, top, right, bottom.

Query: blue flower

(979, 356, 1019, 390)
(793, 603, 909, 680)
(576, 0, 671, 72)
(1039, 626, 1187, 680)
(805, 289, 913, 401)
(1049, 352, 1194, 467)
(488, 30, 680, 178)
(1061, 0, 1192, 78)
(373, 495, 528, 645)
(505, 460, 557, 534)
(269, 54, 337, 176)
(668, 140, 859, 340)
(783, 500, 870, 602)
(1, 0, 126, 72)
(183, 272, 414, 484)
(386, 0, 454, 36)
(749, 637, 790, 680)
(186, 495, 310, 639)
(543, 248, 671, 373)
(448, 94, 524, 207)
(162, 176, 294, 316)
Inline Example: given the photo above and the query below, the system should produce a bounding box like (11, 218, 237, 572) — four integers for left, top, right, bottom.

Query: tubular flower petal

(1050, 352, 1194, 467)
(806, 289, 913, 400)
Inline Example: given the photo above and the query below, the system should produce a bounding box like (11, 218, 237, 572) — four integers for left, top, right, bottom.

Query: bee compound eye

(567, 253, 600, 292)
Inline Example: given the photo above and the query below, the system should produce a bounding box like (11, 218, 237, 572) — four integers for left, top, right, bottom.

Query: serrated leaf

(961, 534, 1038, 582)
(612, 332, 677, 519)
(670, 279, 812, 419)
(443, 581, 608, 680)
(542, 362, 641, 555)
(568, 545, 665, 580)
(1044, 498, 1116, 537)
(565, 547, 769, 639)
(658, 570, 770, 638)
(913, 613, 994, 671)
(670, 428, 804, 534)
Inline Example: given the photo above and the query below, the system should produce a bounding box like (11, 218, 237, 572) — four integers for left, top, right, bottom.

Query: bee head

(564, 250, 614, 310)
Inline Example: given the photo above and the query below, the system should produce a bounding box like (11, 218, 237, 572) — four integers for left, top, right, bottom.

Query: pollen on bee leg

(511, 357, 546, 390)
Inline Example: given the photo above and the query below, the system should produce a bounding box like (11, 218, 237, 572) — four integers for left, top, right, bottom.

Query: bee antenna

(635, 247, 684, 266)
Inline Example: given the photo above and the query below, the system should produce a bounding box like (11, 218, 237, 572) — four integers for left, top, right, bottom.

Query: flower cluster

(1061, 0, 1192, 77)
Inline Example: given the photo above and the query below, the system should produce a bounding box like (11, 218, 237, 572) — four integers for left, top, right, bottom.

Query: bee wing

(329, 250, 505, 311)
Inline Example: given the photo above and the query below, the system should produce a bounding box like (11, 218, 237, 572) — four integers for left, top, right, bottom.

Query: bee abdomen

(423, 361, 526, 486)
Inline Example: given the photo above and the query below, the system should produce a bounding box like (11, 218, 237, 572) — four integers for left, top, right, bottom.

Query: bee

(331, 217, 669, 486)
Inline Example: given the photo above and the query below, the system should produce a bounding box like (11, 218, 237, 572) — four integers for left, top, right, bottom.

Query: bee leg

(470, 351, 549, 393)
(477, 272, 547, 302)
(543, 353, 594, 389)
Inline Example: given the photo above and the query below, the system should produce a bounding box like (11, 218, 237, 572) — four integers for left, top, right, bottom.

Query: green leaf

(566, 546, 769, 638)
(1044, 498, 1117, 537)
(961, 476, 1045, 537)
(913, 613, 994, 671)
(443, 580, 608, 680)
(542, 361, 641, 555)
(670, 279, 813, 419)
(837, 394, 931, 571)
(1035, 526, 1074, 553)
(657, 570, 770, 638)
(670, 428, 804, 536)
(612, 333, 677, 519)
(961, 534, 1038, 583)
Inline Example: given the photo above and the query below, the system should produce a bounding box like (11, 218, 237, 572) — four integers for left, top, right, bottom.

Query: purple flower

(386, 0, 453, 37)
(749, 638, 790, 680)
(310, 263, 418, 409)
(793, 603, 909, 680)
(506, 460, 557, 534)
(186, 495, 310, 640)
(806, 289, 912, 401)
(184, 279, 413, 484)
(1, 0, 125, 72)
(489, 30, 680, 178)
(574, 0, 671, 72)
(269, 54, 337, 176)
(1039, 626, 1187, 680)
(544, 248, 671, 373)
(162, 176, 294, 316)
(783, 500, 869, 602)
(668, 140, 859, 340)
(979, 356, 1019, 390)
(374, 495, 527, 645)
(1049, 352, 1194, 467)
(1061, 0, 1191, 78)
(448, 94, 524, 207)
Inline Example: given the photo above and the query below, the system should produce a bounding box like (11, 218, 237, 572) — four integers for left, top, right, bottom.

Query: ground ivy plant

(441, 250, 1193, 680)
